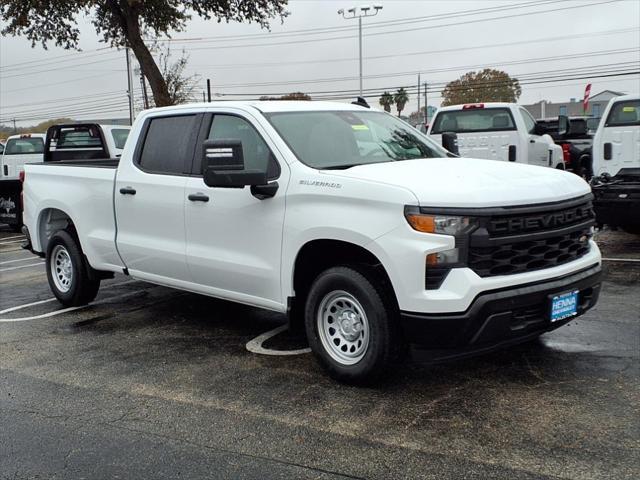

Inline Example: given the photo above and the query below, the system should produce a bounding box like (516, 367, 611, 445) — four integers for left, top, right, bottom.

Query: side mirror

(441, 132, 459, 155)
(533, 122, 546, 136)
(557, 115, 569, 137)
(202, 139, 267, 188)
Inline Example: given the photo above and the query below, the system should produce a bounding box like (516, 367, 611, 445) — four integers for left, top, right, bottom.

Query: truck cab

(591, 94, 640, 233)
(0, 133, 46, 180)
(428, 103, 566, 169)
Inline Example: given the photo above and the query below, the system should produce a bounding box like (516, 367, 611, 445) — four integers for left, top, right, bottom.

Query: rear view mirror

(441, 132, 459, 155)
(202, 139, 267, 188)
(557, 115, 569, 136)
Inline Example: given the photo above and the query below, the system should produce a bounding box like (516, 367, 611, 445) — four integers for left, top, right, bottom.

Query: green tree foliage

(259, 92, 311, 101)
(442, 68, 522, 106)
(394, 88, 409, 117)
(0, 0, 289, 107)
(379, 91, 393, 112)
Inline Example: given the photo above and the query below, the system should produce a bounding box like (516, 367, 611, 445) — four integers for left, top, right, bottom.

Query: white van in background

(0, 133, 46, 180)
(427, 103, 566, 169)
(591, 94, 640, 233)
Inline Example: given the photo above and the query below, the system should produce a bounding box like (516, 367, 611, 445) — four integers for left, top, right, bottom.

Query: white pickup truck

(590, 94, 640, 233)
(428, 103, 566, 169)
(22, 101, 602, 382)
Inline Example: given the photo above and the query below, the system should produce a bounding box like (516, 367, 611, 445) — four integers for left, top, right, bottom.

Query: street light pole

(338, 5, 383, 97)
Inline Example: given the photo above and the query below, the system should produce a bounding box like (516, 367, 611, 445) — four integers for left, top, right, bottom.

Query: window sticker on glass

(352, 125, 369, 131)
(623, 106, 636, 112)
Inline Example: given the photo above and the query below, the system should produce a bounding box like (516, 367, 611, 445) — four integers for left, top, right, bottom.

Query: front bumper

(592, 182, 640, 228)
(400, 263, 601, 362)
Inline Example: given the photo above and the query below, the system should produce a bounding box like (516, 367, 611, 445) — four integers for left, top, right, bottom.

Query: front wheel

(46, 230, 100, 306)
(304, 266, 400, 383)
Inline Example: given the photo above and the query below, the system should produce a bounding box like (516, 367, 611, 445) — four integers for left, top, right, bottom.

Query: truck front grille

(467, 197, 595, 278)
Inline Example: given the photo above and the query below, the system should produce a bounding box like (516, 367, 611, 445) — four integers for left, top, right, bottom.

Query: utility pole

(206, 78, 211, 102)
(417, 74, 421, 124)
(202, 91, 206, 102)
(424, 82, 428, 124)
(126, 48, 135, 125)
(338, 5, 383, 97)
(12, 118, 17, 134)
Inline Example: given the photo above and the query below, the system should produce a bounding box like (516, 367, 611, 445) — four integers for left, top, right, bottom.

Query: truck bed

(23, 161, 124, 272)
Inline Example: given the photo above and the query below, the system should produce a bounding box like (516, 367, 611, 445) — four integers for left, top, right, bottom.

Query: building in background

(523, 90, 625, 119)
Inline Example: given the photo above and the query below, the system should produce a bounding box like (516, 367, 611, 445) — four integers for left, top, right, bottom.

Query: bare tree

(157, 47, 199, 105)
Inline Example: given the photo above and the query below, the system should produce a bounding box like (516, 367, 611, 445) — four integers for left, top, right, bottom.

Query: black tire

(46, 230, 100, 307)
(9, 223, 22, 233)
(304, 266, 401, 384)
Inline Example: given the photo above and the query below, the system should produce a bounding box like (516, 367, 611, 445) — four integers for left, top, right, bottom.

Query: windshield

(4, 137, 44, 155)
(265, 110, 448, 169)
(111, 128, 130, 150)
(605, 100, 640, 127)
(430, 108, 516, 134)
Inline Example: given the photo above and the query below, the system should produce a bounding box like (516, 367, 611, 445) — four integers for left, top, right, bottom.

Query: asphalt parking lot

(1, 227, 638, 479)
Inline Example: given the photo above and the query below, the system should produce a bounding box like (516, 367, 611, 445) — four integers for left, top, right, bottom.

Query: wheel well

(291, 240, 397, 322)
(38, 208, 77, 253)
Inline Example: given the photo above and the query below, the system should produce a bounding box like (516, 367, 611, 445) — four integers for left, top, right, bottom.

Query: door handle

(529, 139, 536, 143)
(188, 193, 210, 202)
(119, 187, 136, 195)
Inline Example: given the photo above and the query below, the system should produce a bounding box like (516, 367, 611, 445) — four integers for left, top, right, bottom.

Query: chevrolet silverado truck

(428, 103, 567, 169)
(590, 94, 640, 233)
(22, 101, 602, 383)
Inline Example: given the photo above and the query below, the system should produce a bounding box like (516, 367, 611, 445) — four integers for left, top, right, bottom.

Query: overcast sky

(1, 0, 639, 126)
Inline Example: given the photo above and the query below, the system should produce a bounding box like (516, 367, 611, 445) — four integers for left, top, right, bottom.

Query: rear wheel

(304, 266, 400, 383)
(46, 230, 100, 306)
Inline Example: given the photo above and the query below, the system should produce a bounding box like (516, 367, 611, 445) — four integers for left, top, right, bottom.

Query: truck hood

(324, 157, 590, 207)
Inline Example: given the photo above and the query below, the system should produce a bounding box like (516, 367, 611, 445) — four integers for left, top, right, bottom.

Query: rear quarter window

(111, 129, 130, 150)
(605, 100, 640, 127)
(431, 108, 516, 134)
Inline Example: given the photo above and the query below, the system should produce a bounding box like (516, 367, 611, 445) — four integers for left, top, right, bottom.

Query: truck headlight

(404, 207, 477, 236)
(404, 206, 480, 289)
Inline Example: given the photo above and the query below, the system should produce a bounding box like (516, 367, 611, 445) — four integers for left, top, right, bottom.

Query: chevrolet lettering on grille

(491, 205, 593, 235)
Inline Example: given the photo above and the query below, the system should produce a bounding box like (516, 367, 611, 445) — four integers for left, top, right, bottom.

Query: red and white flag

(583, 83, 592, 113)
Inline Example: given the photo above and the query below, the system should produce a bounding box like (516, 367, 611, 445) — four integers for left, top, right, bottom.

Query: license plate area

(549, 290, 579, 323)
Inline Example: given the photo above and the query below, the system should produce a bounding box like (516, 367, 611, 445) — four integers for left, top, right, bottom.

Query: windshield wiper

(321, 163, 363, 170)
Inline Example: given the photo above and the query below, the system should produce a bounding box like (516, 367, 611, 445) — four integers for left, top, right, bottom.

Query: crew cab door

(114, 113, 201, 283)
(184, 111, 287, 310)
(519, 108, 549, 167)
(598, 99, 640, 176)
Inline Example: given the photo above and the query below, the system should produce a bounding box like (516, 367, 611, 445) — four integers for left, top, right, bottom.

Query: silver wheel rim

(317, 290, 369, 365)
(50, 245, 73, 293)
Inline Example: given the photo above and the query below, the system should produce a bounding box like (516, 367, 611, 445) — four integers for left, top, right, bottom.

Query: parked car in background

(0, 124, 130, 231)
(537, 116, 601, 179)
(22, 101, 601, 383)
(591, 94, 640, 233)
(428, 103, 567, 169)
(1, 133, 46, 180)
(0, 133, 45, 230)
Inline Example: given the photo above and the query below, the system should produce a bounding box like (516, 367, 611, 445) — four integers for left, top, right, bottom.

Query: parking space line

(0, 239, 25, 245)
(0, 261, 44, 272)
(0, 235, 24, 241)
(0, 257, 39, 265)
(602, 257, 640, 263)
(246, 324, 311, 356)
(0, 280, 140, 322)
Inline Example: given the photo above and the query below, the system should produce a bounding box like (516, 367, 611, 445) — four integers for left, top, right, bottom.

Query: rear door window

(57, 127, 102, 148)
(4, 137, 44, 155)
(138, 115, 198, 174)
(431, 108, 516, 134)
(605, 100, 640, 127)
